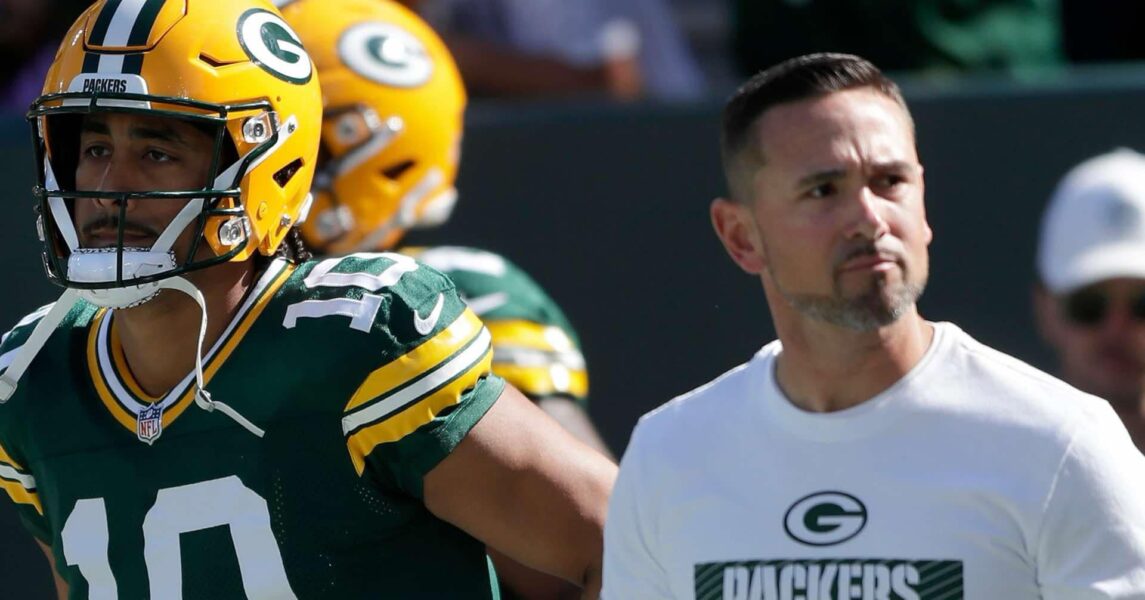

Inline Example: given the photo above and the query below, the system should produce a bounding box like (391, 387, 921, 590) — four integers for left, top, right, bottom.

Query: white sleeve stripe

(0, 348, 17, 373)
(0, 464, 36, 491)
(492, 346, 586, 370)
(341, 327, 492, 435)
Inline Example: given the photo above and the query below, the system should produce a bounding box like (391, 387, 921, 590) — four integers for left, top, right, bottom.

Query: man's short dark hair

(720, 53, 910, 202)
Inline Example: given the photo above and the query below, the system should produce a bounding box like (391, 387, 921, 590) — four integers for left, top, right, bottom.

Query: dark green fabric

(0, 255, 502, 598)
(734, 0, 1063, 77)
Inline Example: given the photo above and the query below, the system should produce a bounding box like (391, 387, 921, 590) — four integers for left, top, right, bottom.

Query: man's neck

(111, 261, 257, 397)
(772, 308, 935, 414)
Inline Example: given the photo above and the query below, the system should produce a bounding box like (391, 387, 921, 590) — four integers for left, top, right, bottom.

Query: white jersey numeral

(60, 476, 297, 599)
(283, 252, 419, 330)
(61, 498, 118, 600)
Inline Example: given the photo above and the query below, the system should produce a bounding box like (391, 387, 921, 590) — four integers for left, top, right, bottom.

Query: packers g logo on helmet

(338, 22, 433, 88)
(238, 8, 313, 84)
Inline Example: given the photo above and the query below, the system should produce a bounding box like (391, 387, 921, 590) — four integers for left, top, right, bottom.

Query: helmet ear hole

(274, 158, 304, 188)
(381, 159, 416, 181)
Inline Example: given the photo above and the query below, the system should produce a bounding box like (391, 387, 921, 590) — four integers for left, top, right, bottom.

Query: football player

(0, 0, 615, 598)
(275, 3, 615, 596)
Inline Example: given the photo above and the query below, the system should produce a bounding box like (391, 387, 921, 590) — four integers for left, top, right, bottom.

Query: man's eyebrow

(870, 160, 917, 173)
(795, 169, 847, 189)
(79, 119, 189, 146)
(794, 161, 919, 188)
(80, 119, 110, 135)
(129, 125, 188, 146)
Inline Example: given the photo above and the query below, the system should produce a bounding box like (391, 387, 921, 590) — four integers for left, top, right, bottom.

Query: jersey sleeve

(406, 246, 590, 407)
(1036, 403, 1145, 597)
(0, 305, 59, 543)
(0, 441, 48, 543)
(328, 253, 505, 499)
(486, 319, 587, 405)
(603, 419, 674, 599)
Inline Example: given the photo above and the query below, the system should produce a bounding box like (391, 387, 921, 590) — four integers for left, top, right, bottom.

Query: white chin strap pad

(67, 248, 177, 309)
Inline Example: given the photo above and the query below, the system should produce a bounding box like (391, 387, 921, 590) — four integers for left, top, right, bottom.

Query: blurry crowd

(6, 0, 1145, 114)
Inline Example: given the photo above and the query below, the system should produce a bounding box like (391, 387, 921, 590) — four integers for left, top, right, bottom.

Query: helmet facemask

(29, 95, 298, 308)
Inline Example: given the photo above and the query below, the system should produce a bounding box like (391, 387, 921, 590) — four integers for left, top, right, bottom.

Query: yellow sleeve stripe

(486, 320, 586, 369)
(343, 309, 483, 414)
(493, 363, 588, 400)
(485, 320, 568, 350)
(0, 443, 25, 470)
(345, 331, 494, 475)
(0, 445, 40, 515)
(0, 474, 41, 515)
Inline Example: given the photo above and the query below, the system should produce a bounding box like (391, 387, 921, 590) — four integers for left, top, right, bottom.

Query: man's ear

(710, 197, 766, 274)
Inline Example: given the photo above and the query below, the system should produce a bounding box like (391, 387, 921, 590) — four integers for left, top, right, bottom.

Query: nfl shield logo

(137, 405, 164, 445)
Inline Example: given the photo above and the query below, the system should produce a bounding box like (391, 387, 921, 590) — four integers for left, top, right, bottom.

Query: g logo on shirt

(783, 491, 867, 546)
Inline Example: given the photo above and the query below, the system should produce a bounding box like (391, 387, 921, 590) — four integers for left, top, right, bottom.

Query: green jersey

(0, 253, 504, 599)
(402, 246, 587, 407)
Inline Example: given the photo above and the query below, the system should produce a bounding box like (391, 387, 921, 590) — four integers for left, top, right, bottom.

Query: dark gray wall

(3, 76, 1145, 596)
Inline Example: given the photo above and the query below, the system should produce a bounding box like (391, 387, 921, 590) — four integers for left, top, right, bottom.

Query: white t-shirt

(603, 322, 1145, 599)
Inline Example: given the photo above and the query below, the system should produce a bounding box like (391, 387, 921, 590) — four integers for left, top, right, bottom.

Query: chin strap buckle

(0, 375, 17, 403)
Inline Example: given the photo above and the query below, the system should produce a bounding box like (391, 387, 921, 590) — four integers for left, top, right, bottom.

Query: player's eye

(82, 144, 110, 159)
(806, 183, 836, 199)
(873, 174, 905, 188)
(145, 149, 174, 162)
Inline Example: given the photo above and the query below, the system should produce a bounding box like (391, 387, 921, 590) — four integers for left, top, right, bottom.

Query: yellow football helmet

(29, 0, 322, 304)
(280, 0, 466, 255)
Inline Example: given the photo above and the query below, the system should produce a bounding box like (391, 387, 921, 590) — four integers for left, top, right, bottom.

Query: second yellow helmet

(280, 0, 467, 255)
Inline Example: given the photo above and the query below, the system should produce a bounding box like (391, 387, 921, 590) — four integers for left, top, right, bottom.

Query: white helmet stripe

(89, 0, 165, 75)
(102, 0, 150, 46)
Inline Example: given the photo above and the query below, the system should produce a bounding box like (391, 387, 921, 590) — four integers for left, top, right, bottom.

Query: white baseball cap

(1037, 148, 1145, 294)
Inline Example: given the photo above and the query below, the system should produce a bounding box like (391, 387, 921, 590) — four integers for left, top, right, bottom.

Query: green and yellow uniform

(0, 253, 504, 598)
(403, 246, 588, 407)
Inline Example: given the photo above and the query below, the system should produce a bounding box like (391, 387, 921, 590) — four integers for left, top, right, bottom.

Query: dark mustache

(81, 215, 160, 239)
(838, 242, 900, 264)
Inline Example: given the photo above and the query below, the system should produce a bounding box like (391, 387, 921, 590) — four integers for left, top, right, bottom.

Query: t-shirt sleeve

(603, 419, 674, 599)
(1036, 403, 1145, 597)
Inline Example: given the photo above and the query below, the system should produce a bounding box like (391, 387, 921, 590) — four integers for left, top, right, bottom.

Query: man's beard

(768, 242, 927, 332)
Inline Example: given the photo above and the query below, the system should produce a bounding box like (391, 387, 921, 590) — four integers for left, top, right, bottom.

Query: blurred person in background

(733, 0, 1063, 79)
(0, 0, 90, 113)
(396, 0, 705, 101)
(1034, 149, 1145, 453)
(280, 1, 615, 597)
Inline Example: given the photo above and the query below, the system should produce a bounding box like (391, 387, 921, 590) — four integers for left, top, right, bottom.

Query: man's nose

(846, 187, 889, 241)
(89, 157, 138, 209)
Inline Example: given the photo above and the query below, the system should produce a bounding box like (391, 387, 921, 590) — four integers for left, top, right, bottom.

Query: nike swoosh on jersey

(463, 292, 509, 316)
(414, 293, 446, 335)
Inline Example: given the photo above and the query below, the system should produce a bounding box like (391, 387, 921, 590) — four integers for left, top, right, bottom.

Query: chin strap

(0, 279, 265, 439)
(0, 289, 83, 402)
(159, 277, 265, 438)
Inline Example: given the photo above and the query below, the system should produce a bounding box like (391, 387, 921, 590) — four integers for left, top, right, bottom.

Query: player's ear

(710, 197, 766, 274)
